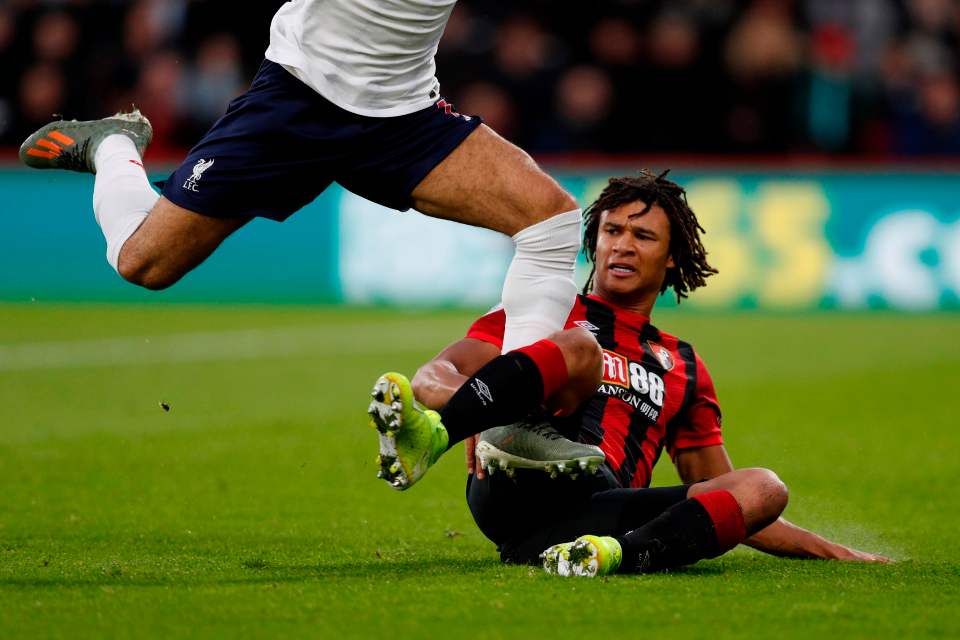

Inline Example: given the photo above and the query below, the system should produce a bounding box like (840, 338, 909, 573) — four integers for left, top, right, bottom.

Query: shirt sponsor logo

(183, 158, 215, 192)
(600, 349, 665, 411)
(602, 350, 630, 386)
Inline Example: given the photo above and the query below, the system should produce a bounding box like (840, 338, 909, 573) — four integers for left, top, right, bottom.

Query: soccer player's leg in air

(21, 107, 580, 364)
(367, 327, 604, 490)
(20, 112, 251, 290)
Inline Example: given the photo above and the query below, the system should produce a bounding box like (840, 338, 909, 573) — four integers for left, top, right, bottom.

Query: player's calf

(543, 489, 752, 577)
(439, 336, 603, 476)
(21, 111, 160, 274)
(370, 333, 604, 488)
(499, 208, 581, 352)
(21, 110, 248, 289)
(602, 481, 786, 575)
(115, 199, 250, 291)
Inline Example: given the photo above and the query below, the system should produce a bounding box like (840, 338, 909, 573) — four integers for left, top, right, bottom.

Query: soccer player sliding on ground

(367, 172, 891, 576)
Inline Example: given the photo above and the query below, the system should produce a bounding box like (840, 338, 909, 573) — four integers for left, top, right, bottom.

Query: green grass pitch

(1, 303, 958, 638)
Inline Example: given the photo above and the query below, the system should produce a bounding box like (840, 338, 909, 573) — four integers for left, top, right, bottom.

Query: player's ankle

(94, 134, 142, 173)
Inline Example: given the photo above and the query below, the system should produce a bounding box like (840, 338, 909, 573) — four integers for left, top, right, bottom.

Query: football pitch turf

(1, 303, 958, 639)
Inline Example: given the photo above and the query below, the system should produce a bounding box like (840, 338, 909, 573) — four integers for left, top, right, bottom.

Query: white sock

(500, 209, 582, 353)
(92, 135, 159, 271)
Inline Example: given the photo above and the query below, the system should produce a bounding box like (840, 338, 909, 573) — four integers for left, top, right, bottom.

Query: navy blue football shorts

(161, 60, 483, 221)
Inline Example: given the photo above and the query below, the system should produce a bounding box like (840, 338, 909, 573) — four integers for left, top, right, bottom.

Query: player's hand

(465, 434, 484, 480)
(826, 543, 894, 563)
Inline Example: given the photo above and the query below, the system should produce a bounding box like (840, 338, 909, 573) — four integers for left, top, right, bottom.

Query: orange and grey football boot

(19, 109, 152, 174)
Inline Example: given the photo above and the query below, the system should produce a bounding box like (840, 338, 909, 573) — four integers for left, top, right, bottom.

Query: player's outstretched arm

(744, 518, 892, 562)
(675, 445, 893, 563)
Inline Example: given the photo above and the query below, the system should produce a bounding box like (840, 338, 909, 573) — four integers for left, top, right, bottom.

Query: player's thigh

(410, 124, 577, 236)
(119, 196, 250, 283)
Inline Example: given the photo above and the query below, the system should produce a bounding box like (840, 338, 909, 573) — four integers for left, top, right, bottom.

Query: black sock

(615, 498, 720, 574)
(440, 352, 544, 449)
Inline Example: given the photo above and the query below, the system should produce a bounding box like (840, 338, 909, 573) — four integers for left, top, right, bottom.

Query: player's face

(592, 201, 675, 308)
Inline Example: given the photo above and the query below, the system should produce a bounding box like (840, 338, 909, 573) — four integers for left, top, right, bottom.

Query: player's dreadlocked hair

(582, 170, 717, 302)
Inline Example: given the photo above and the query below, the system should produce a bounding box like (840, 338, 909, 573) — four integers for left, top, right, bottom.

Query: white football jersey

(265, 0, 456, 117)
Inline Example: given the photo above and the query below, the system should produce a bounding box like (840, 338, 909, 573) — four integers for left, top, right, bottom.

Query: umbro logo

(183, 158, 215, 192)
(574, 320, 600, 334)
(470, 378, 493, 406)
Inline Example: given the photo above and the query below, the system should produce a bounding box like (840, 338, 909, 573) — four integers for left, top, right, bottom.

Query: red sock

(514, 339, 568, 402)
(691, 490, 747, 554)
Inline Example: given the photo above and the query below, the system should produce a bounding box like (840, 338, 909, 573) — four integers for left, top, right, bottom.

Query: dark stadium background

(2, 0, 960, 158)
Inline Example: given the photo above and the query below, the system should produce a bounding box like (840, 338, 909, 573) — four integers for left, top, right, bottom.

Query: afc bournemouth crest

(647, 341, 675, 371)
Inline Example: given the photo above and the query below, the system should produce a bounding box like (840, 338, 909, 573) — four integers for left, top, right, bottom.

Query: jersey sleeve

(465, 306, 506, 349)
(669, 351, 723, 458)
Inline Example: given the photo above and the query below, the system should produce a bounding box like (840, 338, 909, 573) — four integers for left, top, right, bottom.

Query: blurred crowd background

(2, 0, 960, 157)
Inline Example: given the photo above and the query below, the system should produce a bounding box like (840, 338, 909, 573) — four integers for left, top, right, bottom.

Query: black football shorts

(467, 465, 690, 565)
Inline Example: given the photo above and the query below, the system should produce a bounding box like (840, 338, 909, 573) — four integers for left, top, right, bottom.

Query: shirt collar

(585, 294, 650, 332)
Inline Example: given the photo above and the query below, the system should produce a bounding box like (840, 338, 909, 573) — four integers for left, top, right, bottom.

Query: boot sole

(542, 538, 602, 577)
(367, 375, 411, 490)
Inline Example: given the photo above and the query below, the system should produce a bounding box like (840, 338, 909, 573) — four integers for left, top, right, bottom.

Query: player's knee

(117, 253, 181, 291)
(550, 328, 601, 384)
(747, 467, 789, 521)
(767, 470, 789, 516)
(545, 187, 579, 218)
(698, 468, 787, 530)
(543, 329, 601, 416)
(524, 186, 579, 227)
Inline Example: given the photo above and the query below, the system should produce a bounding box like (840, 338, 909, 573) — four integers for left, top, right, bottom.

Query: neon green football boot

(20, 109, 152, 173)
(367, 372, 449, 491)
(541, 535, 622, 577)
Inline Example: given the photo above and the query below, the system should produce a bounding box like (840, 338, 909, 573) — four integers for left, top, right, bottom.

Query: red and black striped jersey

(466, 294, 723, 489)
